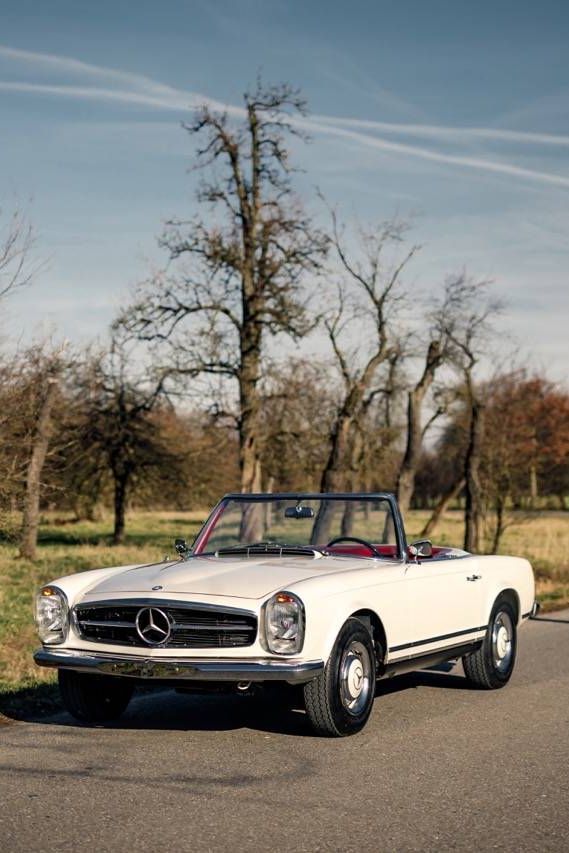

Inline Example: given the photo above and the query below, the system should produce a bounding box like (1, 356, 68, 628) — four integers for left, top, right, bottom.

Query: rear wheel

(304, 617, 376, 737)
(462, 599, 517, 689)
(58, 670, 134, 723)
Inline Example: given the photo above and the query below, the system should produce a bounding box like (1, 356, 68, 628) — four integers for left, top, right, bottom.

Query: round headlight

(264, 591, 304, 655)
(34, 586, 68, 644)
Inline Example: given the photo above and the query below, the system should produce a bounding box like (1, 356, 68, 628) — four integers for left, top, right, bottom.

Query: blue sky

(1, 0, 568, 377)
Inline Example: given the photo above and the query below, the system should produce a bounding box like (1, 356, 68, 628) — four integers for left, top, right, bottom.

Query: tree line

(1, 81, 567, 559)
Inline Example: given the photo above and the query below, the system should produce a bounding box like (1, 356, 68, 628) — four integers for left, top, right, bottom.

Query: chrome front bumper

(34, 648, 324, 684)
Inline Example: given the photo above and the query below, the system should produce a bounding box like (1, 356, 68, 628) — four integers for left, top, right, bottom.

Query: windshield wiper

(215, 542, 321, 558)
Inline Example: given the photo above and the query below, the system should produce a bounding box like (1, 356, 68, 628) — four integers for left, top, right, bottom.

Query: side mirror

(175, 538, 189, 557)
(408, 539, 433, 560)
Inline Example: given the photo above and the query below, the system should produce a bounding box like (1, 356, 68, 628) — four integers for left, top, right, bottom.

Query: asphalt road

(1, 613, 568, 853)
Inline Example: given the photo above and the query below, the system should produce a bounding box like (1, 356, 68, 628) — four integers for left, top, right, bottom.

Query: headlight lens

(34, 586, 68, 644)
(264, 592, 304, 655)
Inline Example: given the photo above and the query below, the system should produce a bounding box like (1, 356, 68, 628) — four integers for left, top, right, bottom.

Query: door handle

(466, 574, 481, 582)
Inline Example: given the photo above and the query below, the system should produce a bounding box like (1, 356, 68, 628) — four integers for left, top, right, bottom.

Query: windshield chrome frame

(191, 492, 407, 561)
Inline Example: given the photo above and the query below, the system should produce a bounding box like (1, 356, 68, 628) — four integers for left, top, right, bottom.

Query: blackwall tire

(462, 598, 517, 689)
(58, 670, 134, 723)
(303, 617, 376, 737)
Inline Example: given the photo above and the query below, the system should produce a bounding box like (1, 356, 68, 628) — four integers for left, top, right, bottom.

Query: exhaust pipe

(236, 681, 252, 692)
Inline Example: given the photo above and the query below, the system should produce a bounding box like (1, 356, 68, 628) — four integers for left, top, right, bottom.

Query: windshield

(193, 496, 399, 559)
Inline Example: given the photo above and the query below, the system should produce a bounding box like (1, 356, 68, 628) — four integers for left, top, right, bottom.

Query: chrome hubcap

(339, 640, 372, 715)
(492, 611, 513, 673)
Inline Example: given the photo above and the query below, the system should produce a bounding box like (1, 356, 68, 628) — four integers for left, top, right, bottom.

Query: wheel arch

(490, 587, 520, 624)
(315, 600, 389, 670)
(349, 608, 387, 673)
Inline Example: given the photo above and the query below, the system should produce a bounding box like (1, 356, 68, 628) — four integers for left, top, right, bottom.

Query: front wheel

(462, 599, 517, 689)
(304, 617, 377, 737)
(58, 670, 134, 723)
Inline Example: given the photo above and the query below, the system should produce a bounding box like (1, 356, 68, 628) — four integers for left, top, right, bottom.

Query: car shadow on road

(2, 664, 475, 737)
(375, 668, 475, 698)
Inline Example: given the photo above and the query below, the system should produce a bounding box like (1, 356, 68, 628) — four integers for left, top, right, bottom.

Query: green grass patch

(0, 511, 204, 700)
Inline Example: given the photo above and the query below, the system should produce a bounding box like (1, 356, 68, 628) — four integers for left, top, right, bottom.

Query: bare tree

(311, 214, 417, 542)
(70, 340, 173, 544)
(0, 208, 38, 304)
(259, 359, 338, 492)
(395, 340, 445, 517)
(118, 81, 327, 541)
(433, 274, 502, 552)
(8, 345, 67, 560)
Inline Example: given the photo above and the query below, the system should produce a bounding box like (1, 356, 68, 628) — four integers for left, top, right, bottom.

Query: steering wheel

(326, 536, 382, 558)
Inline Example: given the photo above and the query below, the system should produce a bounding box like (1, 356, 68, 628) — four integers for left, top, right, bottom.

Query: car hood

(83, 554, 354, 601)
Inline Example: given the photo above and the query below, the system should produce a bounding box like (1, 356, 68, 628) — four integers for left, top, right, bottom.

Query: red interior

(325, 544, 452, 559)
(194, 509, 453, 559)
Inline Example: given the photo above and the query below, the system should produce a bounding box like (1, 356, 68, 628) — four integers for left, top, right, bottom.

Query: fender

(303, 593, 389, 665)
(477, 556, 535, 625)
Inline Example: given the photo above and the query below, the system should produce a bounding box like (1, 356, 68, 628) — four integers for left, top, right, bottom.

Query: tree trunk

(463, 399, 484, 552)
(238, 310, 264, 541)
(490, 494, 506, 555)
(112, 474, 129, 545)
(19, 378, 60, 560)
(264, 475, 275, 531)
(529, 463, 538, 509)
(397, 388, 425, 517)
(420, 477, 465, 538)
(311, 413, 353, 543)
(396, 341, 442, 517)
(319, 412, 352, 493)
(340, 497, 355, 537)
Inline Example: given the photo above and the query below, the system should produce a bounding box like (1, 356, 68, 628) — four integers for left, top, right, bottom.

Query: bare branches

(0, 208, 40, 301)
(324, 208, 417, 391)
(119, 79, 328, 495)
(316, 210, 418, 500)
(427, 272, 505, 551)
(432, 272, 504, 376)
(69, 337, 174, 543)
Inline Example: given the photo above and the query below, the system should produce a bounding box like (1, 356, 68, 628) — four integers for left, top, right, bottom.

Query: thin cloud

(4, 44, 568, 147)
(0, 44, 239, 115)
(302, 118, 569, 189)
(312, 114, 569, 148)
(2, 45, 569, 189)
(0, 81, 201, 112)
(0, 44, 182, 97)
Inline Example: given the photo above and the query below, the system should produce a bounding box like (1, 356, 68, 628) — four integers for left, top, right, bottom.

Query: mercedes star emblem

(135, 607, 171, 646)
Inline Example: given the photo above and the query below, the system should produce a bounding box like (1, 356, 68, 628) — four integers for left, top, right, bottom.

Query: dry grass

(1, 507, 567, 701)
(0, 511, 206, 699)
(405, 509, 569, 609)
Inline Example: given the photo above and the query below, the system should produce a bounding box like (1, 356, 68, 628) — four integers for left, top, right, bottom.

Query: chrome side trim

(34, 648, 323, 684)
(381, 640, 482, 679)
(388, 624, 487, 654)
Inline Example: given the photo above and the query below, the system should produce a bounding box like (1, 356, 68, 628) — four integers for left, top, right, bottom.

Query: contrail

(3, 44, 569, 147)
(311, 114, 569, 148)
(302, 117, 569, 189)
(0, 81, 243, 116)
(2, 45, 569, 189)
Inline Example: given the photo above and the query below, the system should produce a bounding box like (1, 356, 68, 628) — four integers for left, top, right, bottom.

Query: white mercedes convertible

(34, 492, 537, 736)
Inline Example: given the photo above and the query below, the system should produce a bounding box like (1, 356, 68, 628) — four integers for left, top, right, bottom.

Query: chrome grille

(74, 602, 257, 649)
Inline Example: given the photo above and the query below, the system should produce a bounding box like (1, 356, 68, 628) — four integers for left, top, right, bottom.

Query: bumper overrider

(34, 648, 324, 684)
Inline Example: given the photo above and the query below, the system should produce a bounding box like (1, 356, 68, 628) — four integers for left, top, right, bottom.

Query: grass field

(1, 508, 568, 712)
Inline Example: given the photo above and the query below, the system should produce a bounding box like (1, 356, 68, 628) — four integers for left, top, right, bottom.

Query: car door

(396, 556, 487, 658)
